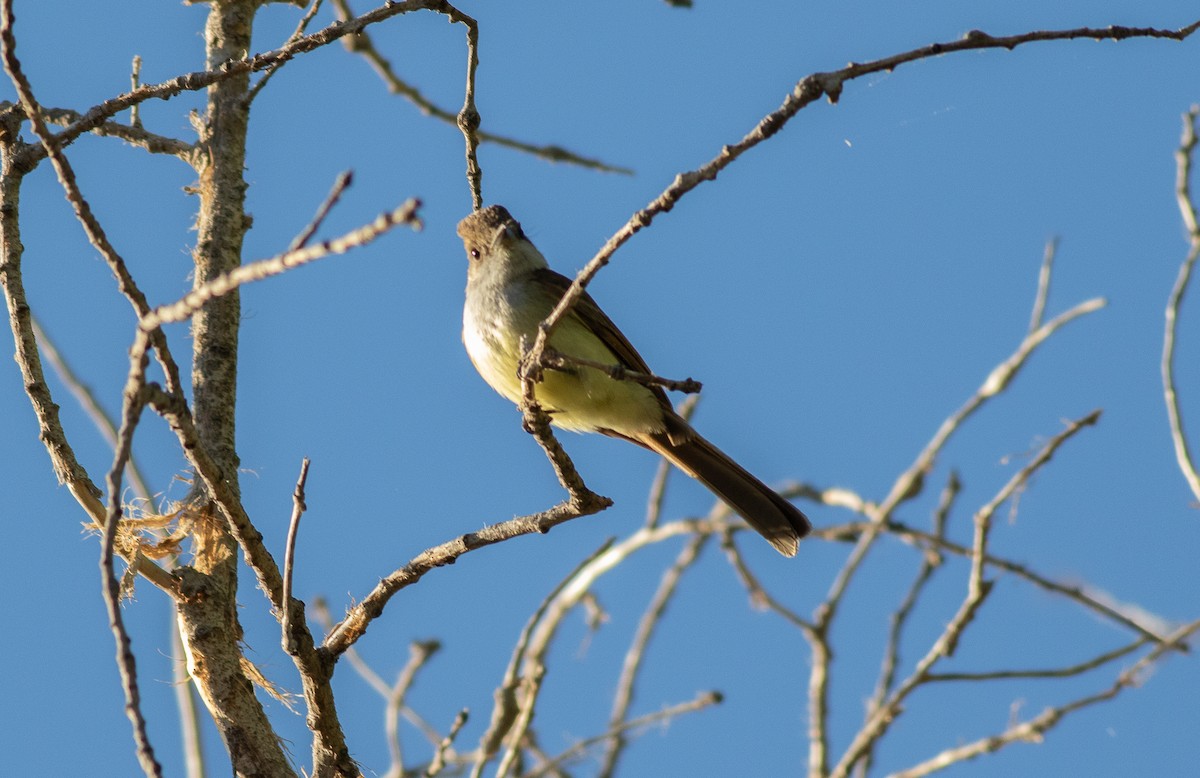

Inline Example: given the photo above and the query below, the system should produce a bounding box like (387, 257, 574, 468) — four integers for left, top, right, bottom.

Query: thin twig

(0, 5, 185, 400)
(720, 528, 814, 629)
(385, 640, 442, 777)
(32, 316, 156, 503)
(543, 346, 703, 394)
(520, 22, 1192, 411)
(426, 709, 468, 777)
(832, 411, 1102, 778)
(129, 55, 142, 129)
(447, 3, 482, 209)
(599, 534, 708, 778)
(516, 23, 1138, 589)
(889, 619, 1200, 778)
(144, 198, 422, 329)
(818, 291, 1105, 643)
(493, 663, 545, 778)
(246, 0, 326, 104)
(858, 472, 959, 777)
(4, 0, 474, 167)
(288, 170, 353, 252)
(331, 0, 631, 176)
(806, 279, 1106, 772)
(281, 458, 311, 655)
(471, 540, 615, 778)
(860, 519, 1178, 647)
(32, 104, 197, 160)
(101, 331, 163, 777)
(1163, 106, 1200, 503)
(924, 635, 1154, 682)
(525, 691, 724, 778)
(1029, 237, 1058, 332)
(311, 599, 447, 751)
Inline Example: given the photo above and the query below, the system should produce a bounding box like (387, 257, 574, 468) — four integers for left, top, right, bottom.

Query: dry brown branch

(448, 3, 482, 209)
(311, 598, 449, 763)
(795, 254, 1104, 776)
(143, 198, 422, 330)
(83, 198, 371, 741)
(0, 0, 477, 169)
(924, 635, 1153, 683)
(472, 540, 616, 778)
(33, 105, 197, 160)
(830, 411, 1102, 778)
(512, 21, 1159, 556)
(0, 19, 196, 673)
(35, 301, 202, 776)
(542, 346, 704, 394)
(281, 458, 311, 655)
(427, 709, 469, 777)
(99, 342, 163, 777)
(246, 0, 326, 104)
(31, 316, 156, 503)
(0, 0, 175, 594)
(383, 640, 442, 777)
(857, 472, 959, 777)
(287, 170, 353, 252)
(493, 524, 722, 776)
(598, 534, 708, 778)
(860, 519, 1175, 646)
(470, 518, 728, 777)
(520, 22, 1193, 407)
(525, 691, 724, 778)
(0, 7, 185, 399)
(889, 619, 1200, 778)
(818, 291, 1104, 621)
(1163, 105, 1200, 503)
(323, 491, 613, 657)
(331, 0, 632, 176)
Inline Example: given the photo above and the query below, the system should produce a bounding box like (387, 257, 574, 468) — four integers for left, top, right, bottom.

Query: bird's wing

(531, 269, 665, 385)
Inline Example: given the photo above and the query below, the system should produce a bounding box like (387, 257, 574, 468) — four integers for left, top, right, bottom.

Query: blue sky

(2, 1, 1198, 776)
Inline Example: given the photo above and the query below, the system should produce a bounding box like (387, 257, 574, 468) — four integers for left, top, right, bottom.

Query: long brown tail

(642, 429, 811, 557)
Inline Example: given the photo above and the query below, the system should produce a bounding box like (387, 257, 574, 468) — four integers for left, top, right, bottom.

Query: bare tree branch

(1, 0, 479, 167)
(599, 534, 708, 778)
(1163, 105, 1200, 503)
(246, 0, 326, 105)
(143, 197, 422, 329)
(331, 0, 633, 176)
(526, 691, 724, 778)
(832, 411, 1102, 778)
(281, 458, 312, 655)
(100, 337, 163, 777)
(427, 709, 469, 777)
(857, 472, 959, 777)
(889, 619, 1200, 778)
(471, 540, 616, 778)
(521, 21, 1194, 404)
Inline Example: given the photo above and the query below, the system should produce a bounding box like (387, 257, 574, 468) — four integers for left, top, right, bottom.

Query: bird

(456, 204, 810, 556)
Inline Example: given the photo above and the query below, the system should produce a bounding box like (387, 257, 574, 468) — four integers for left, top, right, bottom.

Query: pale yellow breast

(463, 305, 665, 438)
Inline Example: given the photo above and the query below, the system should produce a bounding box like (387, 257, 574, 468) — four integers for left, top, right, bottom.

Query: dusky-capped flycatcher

(457, 205, 810, 556)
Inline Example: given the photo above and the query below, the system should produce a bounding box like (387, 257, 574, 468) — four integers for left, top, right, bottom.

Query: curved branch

(1163, 106, 1200, 502)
